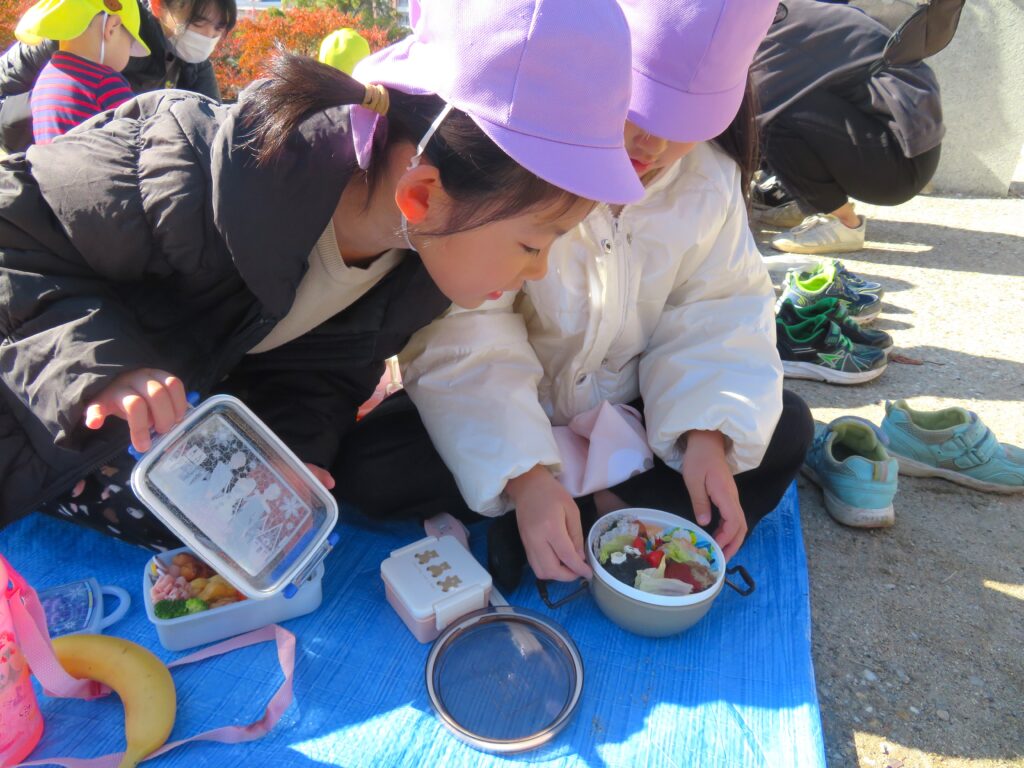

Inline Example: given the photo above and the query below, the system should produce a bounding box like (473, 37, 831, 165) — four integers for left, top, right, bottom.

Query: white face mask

(169, 26, 220, 63)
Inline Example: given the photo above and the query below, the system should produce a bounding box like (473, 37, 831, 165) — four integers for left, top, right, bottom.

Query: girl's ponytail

(241, 52, 369, 166)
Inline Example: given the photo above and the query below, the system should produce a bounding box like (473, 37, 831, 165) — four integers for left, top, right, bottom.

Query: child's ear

(105, 16, 122, 39)
(394, 163, 442, 225)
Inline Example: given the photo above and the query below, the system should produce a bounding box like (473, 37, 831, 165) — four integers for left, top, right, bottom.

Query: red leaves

(210, 9, 393, 101)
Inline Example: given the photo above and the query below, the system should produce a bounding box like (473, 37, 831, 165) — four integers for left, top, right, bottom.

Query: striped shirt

(31, 51, 133, 145)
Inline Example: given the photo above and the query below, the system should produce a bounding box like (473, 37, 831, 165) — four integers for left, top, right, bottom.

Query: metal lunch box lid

(425, 606, 584, 753)
(130, 394, 339, 599)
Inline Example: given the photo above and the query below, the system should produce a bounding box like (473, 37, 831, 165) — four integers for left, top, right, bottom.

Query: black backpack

(880, 0, 967, 66)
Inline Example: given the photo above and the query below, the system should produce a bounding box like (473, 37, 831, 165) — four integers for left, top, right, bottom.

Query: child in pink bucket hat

(336, 0, 813, 594)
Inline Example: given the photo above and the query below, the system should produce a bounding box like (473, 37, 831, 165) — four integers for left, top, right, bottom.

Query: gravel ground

(754, 192, 1024, 768)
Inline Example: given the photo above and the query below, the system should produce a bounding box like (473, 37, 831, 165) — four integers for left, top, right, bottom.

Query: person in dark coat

(0, 0, 644, 548)
(749, 0, 944, 254)
(0, 0, 237, 152)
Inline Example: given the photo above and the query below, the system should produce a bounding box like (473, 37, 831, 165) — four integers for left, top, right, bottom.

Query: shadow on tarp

(4, 483, 823, 768)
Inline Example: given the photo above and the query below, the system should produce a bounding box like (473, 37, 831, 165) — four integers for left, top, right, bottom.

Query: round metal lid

(425, 606, 584, 753)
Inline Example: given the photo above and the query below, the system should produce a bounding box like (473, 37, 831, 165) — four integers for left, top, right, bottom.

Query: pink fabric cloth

(552, 401, 654, 497)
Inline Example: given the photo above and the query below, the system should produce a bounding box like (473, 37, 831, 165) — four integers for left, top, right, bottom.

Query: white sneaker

(772, 214, 866, 255)
(753, 199, 806, 229)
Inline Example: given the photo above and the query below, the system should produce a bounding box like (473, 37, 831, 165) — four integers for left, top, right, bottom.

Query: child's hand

(84, 368, 188, 453)
(305, 463, 335, 490)
(681, 430, 747, 561)
(505, 465, 593, 582)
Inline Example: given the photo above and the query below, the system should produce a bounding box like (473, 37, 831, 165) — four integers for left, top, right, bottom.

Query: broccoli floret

(153, 599, 188, 619)
(184, 598, 208, 614)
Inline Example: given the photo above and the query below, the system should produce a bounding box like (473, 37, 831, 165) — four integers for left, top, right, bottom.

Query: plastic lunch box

(130, 394, 339, 601)
(381, 535, 492, 643)
(143, 546, 324, 651)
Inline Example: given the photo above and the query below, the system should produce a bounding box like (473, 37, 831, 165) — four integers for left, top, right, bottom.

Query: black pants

(763, 88, 941, 214)
(331, 390, 814, 537)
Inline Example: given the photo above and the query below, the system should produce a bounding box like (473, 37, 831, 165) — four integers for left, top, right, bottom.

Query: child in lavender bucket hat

(336, 0, 816, 594)
(0, 0, 647, 544)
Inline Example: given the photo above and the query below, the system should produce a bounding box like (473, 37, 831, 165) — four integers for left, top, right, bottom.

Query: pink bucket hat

(351, 0, 644, 204)
(620, 0, 778, 142)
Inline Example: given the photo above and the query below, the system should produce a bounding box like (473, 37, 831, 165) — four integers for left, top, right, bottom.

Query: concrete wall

(853, 0, 1024, 197)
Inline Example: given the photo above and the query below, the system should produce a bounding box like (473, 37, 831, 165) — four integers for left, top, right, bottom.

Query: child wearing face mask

(15, 0, 150, 144)
(0, 0, 235, 152)
(336, 0, 816, 591)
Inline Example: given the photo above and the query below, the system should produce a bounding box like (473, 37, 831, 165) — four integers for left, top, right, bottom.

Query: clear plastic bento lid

(130, 394, 339, 599)
(426, 607, 584, 753)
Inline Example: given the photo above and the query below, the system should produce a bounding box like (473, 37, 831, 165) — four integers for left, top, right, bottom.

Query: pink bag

(0, 555, 45, 766)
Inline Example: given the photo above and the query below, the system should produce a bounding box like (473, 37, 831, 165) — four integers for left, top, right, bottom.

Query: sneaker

(776, 315, 888, 384)
(778, 261, 882, 324)
(803, 418, 898, 527)
(772, 213, 866, 255)
(754, 200, 806, 229)
(881, 400, 1024, 494)
(777, 297, 893, 353)
(830, 259, 883, 296)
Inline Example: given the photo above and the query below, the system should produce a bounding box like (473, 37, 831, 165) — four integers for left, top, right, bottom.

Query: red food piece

(644, 549, 665, 568)
(631, 536, 646, 552)
(664, 560, 715, 593)
(654, 538, 664, 549)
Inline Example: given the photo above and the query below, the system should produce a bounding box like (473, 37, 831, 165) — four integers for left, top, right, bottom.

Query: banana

(52, 634, 176, 768)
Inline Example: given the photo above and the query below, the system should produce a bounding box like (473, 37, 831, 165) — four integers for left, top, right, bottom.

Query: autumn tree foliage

(211, 8, 394, 101)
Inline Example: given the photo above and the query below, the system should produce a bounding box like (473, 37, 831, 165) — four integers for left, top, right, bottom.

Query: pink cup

(0, 555, 44, 765)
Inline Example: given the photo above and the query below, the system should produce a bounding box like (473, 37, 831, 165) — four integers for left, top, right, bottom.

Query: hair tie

(362, 84, 390, 116)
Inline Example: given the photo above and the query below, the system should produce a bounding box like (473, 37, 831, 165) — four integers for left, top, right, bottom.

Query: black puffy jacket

(0, 88, 448, 523)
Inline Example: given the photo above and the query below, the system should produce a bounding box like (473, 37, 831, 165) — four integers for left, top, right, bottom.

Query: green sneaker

(776, 297, 893, 353)
(778, 261, 882, 324)
(776, 315, 888, 385)
(881, 400, 1024, 494)
(803, 417, 899, 528)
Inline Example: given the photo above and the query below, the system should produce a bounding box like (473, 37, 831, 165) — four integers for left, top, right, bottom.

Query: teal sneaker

(778, 261, 882, 325)
(881, 400, 1024, 494)
(802, 417, 899, 528)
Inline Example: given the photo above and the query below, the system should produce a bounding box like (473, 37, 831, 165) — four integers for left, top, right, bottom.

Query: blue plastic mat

(3, 483, 824, 768)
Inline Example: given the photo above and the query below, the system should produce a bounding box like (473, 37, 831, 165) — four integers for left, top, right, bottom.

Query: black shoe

(487, 512, 527, 593)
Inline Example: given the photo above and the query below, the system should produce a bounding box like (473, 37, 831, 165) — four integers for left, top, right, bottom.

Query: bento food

(593, 517, 718, 596)
(150, 552, 246, 618)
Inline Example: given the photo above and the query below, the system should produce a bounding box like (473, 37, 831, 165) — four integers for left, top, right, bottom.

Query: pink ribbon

(3, 555, 296, 767)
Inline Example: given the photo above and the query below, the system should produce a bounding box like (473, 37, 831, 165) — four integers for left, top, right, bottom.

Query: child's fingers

(683, 472, 713, 527)
(121, 393, 154, 452)
(550, 529, 592, 580)
(162, 375, 189, 423)
(143, 378, 179, 436)
(84, 402, 108, 430)
(305, 463, 335, 489)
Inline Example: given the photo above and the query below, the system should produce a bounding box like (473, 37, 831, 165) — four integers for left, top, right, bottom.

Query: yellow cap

(16, 0, 150, 56)
(318, 28, 371, 75)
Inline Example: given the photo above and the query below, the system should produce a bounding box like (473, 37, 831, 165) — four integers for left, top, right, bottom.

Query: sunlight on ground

(982, 580, 1024, 601)
(854, 733, 1022, 768)
(862, 241, 934, 253)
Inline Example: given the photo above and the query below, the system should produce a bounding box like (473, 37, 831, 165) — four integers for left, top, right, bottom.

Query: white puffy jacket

(400, 142, 783, 515)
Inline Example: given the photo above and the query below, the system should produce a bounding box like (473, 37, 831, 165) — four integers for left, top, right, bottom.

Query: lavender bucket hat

(351, 0, 644, 205)
(620, 0, 779, 142)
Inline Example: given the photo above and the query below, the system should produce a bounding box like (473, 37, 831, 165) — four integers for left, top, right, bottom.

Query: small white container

(381, 535, 492, 643)
(143, 547, 324, 651)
